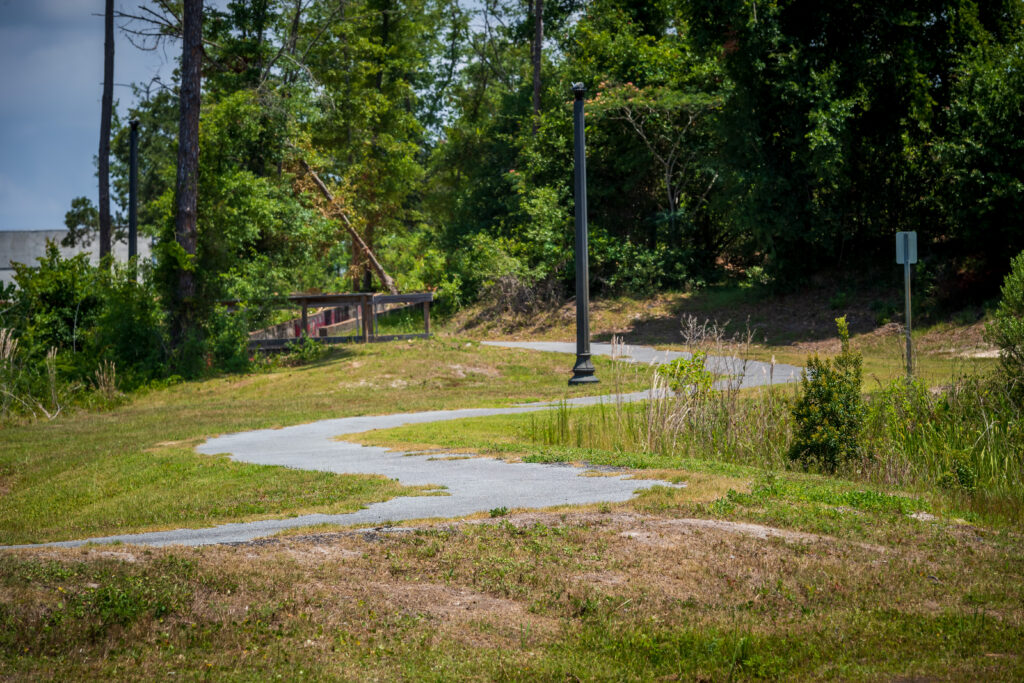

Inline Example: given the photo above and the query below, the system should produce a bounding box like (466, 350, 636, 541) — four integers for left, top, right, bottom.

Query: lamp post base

(569, 354, 599, 385)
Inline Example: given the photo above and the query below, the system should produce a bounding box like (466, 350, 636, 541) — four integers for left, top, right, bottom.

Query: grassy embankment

(449, 283, 997, 386)
(0, 339, 648, 545)
(2, 288, 1021, 679)
(365, 284, 1015, 524)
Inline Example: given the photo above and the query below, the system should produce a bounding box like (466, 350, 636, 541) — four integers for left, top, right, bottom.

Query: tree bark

(98, 0, 114, 260)
(172, 0, 203, 346)
(299, 160, 398, 295)
(531, 0, 543, 133)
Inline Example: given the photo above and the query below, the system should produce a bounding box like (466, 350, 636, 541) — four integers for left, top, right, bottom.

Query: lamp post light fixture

(569, 82, 598, 385)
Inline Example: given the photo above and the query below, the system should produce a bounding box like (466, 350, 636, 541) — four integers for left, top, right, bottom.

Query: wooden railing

(221, 292, 433, 350)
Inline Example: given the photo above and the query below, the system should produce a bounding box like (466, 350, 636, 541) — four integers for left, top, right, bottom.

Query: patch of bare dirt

(451, 281, 904, 346)
(375, 580, 557, 634)
(619, 517, 888, 554)
(913, 319, 998, 358)
(147, 439, 197, 450)
(447, 364, 500, 378)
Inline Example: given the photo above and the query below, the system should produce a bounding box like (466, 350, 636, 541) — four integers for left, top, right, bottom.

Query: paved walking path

(4, 341, 802, 550)
(482, 341, 803, 388)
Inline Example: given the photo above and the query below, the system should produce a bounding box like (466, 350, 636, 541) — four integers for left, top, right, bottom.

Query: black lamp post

(569, 82, 598, 385)
(128, 119, 139, 259)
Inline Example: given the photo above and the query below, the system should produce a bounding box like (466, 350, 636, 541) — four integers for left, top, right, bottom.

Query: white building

(0, 230, 153, 287)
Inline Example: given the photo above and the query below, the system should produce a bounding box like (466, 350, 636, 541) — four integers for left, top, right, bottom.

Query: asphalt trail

(4, 341, 801, 549)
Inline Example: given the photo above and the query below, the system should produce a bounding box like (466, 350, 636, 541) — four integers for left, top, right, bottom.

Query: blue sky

(0, 1, 184, 231)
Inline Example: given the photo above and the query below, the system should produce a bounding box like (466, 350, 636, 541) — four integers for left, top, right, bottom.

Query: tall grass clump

(531, 327, 793, 469)
(863, 373, 1024, 519)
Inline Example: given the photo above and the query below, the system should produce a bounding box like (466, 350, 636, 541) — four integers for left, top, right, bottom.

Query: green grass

(353, 365, 1023, 526)
(0, 338, 649, 544)
(732, 325, 998, 389)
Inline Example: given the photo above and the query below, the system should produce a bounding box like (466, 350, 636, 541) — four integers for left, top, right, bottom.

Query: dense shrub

(2, 244, 167, 387)
(0, 244, 171, 419)
(985, 250, 1024, 399)
(4, 244, 105, 361)
(205, 305, 252, 374)
(86, 262, 168, 386)
(788, 317, 865, 473)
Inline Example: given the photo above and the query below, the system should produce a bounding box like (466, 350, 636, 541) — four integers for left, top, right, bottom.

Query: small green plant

(656, 352, 713, 395)
(283, 335, 326, 365)
(489, 506, 510, 517)
(869, 298, 899, 325)
(985, 249, 1024, 399)
(938, 451, 978, 494)
(788, 317, 865, 473)
(742, 265, 771, 288)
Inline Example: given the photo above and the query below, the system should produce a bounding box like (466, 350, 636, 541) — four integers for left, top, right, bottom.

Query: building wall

(0, 230, 153, 287)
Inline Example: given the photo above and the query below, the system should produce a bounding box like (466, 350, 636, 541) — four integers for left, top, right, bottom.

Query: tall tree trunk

(98, 0, 114, 260)
(531, 0, 543, 133)
(172, 0, 203, 347)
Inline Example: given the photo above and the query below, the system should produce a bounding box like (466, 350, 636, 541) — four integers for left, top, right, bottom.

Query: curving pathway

(482, 341, 803, 389)
(4, 341, 801, 549)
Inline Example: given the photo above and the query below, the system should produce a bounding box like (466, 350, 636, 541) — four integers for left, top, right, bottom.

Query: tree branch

(298, 159, 398, 294)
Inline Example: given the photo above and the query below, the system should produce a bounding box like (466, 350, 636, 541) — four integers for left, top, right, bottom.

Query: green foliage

(863, 373, 1023, 511)
(938, 452, 978, 494)
(656, 352, 713, 395)
(788, 317, 865, 473)
(206, 306, 252, 374)
(684, 0, 1024, 284)
(4, 244, 104, 364)
(934, 29, 1024, 276)
(61, 196, 101, 249)
(89, 263, 167, 386)
(283, 336, 327, 366)
(87, 0, 1024, 353)
(985, 250, 1024, 397)
(0, 245, 167, 419)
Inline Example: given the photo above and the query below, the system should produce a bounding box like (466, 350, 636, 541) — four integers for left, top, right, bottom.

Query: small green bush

(656, 352, 714, 394)
(938, 451, 978, 494)
(985, 250, 1024, 399)
(283, 335, 326, 365)
(787, 317, 865, 473)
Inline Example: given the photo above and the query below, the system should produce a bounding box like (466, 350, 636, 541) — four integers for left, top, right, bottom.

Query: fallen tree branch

(298, 159, 398, 295)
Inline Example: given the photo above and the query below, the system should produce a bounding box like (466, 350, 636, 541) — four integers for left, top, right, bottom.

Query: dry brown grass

(3, 503, 1021, 680)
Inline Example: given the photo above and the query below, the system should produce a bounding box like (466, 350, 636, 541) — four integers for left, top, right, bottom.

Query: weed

(829, 290, 850, 310)
(656, 352, 713, 395)
(282, 335, 326, 365)
(788, 317, 864, 473)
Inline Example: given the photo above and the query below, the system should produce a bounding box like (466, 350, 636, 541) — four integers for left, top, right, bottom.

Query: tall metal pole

(569, 83, 597, 385)
(128, 119, 139, 259)
(903, 232, 912, 377)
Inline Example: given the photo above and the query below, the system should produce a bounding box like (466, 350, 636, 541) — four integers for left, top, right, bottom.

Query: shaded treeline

(39, 0, 1024, 359)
